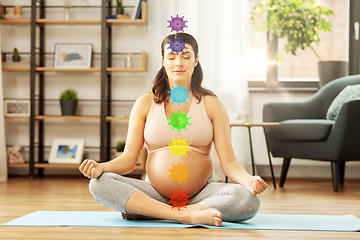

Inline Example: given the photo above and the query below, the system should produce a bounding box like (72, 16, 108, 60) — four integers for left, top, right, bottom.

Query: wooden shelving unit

(3, 1, 148, 178)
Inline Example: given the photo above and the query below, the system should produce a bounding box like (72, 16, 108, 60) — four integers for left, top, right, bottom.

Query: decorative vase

(116, 8, 124, 15)
(60, 100, 78, 116)
(12, 56, 20, 62)
(318, 61, 349, 88)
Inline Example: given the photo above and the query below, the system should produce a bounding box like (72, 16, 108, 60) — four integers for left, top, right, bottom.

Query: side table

(229, 121, 279, 189)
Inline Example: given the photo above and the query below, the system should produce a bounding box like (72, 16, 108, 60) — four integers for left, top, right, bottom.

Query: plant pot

(116, 8, 124, 14)
(60, 100, 78, 116)
(318, 61, 348, 88)
(12, 56, 21, 62)
(115, 151, 123, 157)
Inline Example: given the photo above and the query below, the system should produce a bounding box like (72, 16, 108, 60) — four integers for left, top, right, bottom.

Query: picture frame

(49, 139, 85, 164)
(54, 43, 92, 69)
(4, 99, 30, 117)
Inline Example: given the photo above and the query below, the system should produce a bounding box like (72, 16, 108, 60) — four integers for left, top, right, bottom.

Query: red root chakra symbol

(167, 188, 191, 210)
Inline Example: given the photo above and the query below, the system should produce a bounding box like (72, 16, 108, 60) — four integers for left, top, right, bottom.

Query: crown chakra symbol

(167, 14, 188, 33)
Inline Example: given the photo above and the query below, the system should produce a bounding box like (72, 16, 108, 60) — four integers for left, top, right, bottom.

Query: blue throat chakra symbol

(167, 84, 191, 106)
(167, 14, 188, 33)
(167, 36, 188, 55)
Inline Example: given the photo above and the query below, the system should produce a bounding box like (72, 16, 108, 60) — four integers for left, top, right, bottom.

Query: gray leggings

(89, 172, 260, 222)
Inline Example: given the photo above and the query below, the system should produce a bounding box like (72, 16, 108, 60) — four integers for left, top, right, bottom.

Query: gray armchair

(263, 75, 360, 192)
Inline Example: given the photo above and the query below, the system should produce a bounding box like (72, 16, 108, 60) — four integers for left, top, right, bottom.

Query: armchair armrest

(328, 100, 360, 158)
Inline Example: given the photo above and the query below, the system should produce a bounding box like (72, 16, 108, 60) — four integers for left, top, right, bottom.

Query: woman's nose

(175, 56, 183, 66)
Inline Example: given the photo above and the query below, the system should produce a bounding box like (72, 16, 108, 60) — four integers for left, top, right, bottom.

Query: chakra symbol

(167, 188, 191, 210)
(167, 110, 191, 133)
(167, 136, 191, 158)
(167, 84, 191, 106)
(167, 162, 191, 184)
(167, 36, 188, 55)
(167, 14, 188, 33)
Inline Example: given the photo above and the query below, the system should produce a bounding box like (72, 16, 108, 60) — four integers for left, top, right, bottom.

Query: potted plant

(115, 140, 126, 157)
(12, 48, 21, 62)
(252, 0, 347, 87)
(59, 87, 78, 116)
(116, 0, 124, 15)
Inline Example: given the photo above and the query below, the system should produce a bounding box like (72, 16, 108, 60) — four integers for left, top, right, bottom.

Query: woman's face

(162, 43, 198, 87)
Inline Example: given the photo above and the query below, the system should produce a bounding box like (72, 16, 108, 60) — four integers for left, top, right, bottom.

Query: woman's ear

(195, 56, 199, 67)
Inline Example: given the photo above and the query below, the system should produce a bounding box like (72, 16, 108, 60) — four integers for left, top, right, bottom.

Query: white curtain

(0, 22, 8, 181)
(148, 0, 252, 181)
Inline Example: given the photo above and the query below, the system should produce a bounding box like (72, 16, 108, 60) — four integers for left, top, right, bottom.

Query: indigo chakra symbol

(167, 84, 191, 106)
(167, 110, 191, 133)
(167, 36, 188, 55)
(167, 188, 191, 210)
(167, 14, 188, 33)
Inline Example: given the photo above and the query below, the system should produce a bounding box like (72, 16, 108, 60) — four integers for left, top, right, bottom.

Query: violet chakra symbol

(167, 36, 188, 55)
(167, 14, 188, 33)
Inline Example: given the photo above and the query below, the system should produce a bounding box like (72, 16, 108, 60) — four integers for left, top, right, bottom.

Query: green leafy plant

(252, 0, 333, 62)
(116, 140, 126, 152)
(59, 87, 78, 100)
(116, 0, 123, 9)
(13, 48, 20, 56)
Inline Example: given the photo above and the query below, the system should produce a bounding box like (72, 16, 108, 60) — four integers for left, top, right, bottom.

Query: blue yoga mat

(3, 211, 360, 231)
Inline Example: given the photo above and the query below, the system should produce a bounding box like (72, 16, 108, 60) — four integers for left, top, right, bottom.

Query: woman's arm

(79, 93, 152, 178)
(205, 96, 267, 195)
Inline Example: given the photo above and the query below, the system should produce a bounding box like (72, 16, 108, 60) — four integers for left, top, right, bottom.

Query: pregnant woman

(79, 33, 267, 227)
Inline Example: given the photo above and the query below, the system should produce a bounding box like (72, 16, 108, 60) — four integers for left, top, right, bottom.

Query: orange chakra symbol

(167, 188, 191, 210)
(167, 162, 191, 184)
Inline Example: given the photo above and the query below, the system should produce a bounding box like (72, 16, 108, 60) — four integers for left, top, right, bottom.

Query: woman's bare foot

(182, 208, 222, 227)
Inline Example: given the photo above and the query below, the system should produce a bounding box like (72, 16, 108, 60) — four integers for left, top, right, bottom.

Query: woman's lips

(173, 70, 185, 74)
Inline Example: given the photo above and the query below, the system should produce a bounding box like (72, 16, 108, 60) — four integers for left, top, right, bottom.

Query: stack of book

(2, 14, 30, 20)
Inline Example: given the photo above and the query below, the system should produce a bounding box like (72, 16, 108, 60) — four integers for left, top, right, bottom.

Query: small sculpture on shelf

(7, 145, 25, 164)
(59, 87, 78, 116)
(12, 47, 20, 62)
(115, 140, 126, 157)
(64, 0, 71, 20)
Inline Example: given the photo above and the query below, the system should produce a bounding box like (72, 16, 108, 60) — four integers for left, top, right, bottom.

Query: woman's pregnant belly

(146, 149, 213, 198)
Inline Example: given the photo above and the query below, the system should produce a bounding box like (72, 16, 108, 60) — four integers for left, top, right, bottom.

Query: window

(248, 0, 349, 92)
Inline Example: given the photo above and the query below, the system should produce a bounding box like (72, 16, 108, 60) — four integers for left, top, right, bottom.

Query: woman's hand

(79, 159, 103, 179)
(245, 175, 268, 195)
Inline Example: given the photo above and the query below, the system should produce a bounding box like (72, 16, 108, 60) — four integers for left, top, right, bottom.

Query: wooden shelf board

(5, 116, 30, 119)
(8, 163, 29, 168)
(36, 19, 101, 25)
(35, 163, 80, 169)
(0, 19, 31, 24)
(106, 67, 146, 72)
(36, 67, 101, 72)
(2, 67, 30, 71)
(106, 116, 130, 120)
(35, 115, 100, 120)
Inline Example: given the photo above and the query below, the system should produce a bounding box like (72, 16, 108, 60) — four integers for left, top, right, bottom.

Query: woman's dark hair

(152, 33, 216, 104)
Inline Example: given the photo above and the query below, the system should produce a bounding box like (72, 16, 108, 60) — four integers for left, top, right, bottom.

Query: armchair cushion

(326, 84, 360, 120)
(273, 119, 335, 141)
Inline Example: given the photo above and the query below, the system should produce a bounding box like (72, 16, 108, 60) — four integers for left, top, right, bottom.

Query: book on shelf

(2, 14, 31, 19)
(132, 0, 146, 20)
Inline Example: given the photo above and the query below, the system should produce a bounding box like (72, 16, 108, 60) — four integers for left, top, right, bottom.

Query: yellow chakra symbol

(167, 162, 191, 184)
(167, 136, 191, 158)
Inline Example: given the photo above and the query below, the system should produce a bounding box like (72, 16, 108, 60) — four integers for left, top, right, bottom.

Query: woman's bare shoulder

(132, 92, 154, 116)
(203, 95, 227, 120)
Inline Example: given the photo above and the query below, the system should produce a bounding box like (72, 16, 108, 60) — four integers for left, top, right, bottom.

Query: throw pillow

(326, 84, 360, 120)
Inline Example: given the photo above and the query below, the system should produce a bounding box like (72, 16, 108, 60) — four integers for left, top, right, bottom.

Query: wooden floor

(1, 176, 359, 240)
